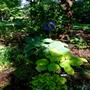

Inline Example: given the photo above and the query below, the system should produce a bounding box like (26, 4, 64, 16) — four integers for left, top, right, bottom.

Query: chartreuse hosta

(35, 38, 87, 75)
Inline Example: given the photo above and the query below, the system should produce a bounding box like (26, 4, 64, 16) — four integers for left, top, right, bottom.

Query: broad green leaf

(36, 59, 49, 72)
(36, 59, 49, 66)
(42, 38, 69, 56)
(60, 53, 71, 62)
(48, 63, 61, 72)
(70, 56, 87, 66)
(60, 62, 75, 75)
(48, 41, 69, 55)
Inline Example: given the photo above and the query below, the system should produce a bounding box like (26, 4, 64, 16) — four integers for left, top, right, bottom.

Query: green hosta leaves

(59, 54, 87, 75)
(60, 61, 75, 75)
(25, 37, 88, 75)
(43, 48, 61, 63)
(36, 59, 49, 72)
(42, 39, 69, 56)
(42, 39, 70, 62)
(49, 41, 69, 55)
(48, 63, 61, 72)
(70, 56, 88, 66)
(36, 59, 49, 65)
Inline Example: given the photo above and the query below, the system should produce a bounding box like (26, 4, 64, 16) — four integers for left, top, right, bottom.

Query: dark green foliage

(29, 0, 64, 33)
(0, 0, 64, 37)
(0, 0, 20, 8)
(73, 0, 90, 23)
(48, 63, 61, 72)
(31, 73, 67, 90)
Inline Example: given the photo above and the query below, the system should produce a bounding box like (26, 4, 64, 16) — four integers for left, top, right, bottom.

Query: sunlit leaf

(36, 59, 49, 72)
(60, 61, 75, 75)
(70, 56, 87, 66)
(36, 59, 49, 66)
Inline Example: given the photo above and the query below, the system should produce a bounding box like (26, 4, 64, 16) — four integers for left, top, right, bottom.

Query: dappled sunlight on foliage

(0, 0, 90, 90)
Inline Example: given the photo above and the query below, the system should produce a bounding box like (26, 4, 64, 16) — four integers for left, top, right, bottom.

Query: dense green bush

(31, 73, 67, 90)
(0, 0, 20, 8)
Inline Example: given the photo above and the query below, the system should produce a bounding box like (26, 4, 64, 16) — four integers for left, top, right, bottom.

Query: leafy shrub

(31, 73, 67, 90)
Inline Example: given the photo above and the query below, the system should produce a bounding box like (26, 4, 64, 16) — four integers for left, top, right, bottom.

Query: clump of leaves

(36, 38, 87, 75)
(31, 73, 67, 90)
(24, 36, 87, 75)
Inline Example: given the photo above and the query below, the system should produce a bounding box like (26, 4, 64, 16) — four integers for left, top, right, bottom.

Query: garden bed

(0, 30, 90, 89)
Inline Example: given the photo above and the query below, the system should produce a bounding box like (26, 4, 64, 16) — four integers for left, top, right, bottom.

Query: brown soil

(0, 68, 15, 88)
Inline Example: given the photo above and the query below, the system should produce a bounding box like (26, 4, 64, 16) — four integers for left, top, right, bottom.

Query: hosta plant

(36, 38, 87, 75)
(24, 36, 87, 75)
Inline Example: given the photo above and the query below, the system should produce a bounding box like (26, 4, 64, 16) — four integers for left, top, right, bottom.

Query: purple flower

(43, 20, 56, 32)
